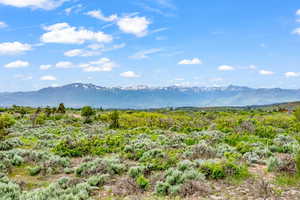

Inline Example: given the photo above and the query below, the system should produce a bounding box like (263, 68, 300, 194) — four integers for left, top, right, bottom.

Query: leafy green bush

(109, 110, 120, 129)
(199, 160, 248, 180)
(0, 114, 15, 139)
(28, 166, 41, 176)
(81, 106, 95, 123)
(136, 175, 149, 190)
(294, 106, 300, 122)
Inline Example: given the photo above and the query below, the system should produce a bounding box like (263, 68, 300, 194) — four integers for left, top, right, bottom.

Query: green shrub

(87, 174, 109, 186)
(109, 111, 120, 129)
(81, 106, 95, 123)
(28, 166, 41, 176)
(267, 156, 279, 172)
(0, 114, 15, 139)
(136, 175, 149, 190)
(294, 107, 300, 122)
(199, 160, 248, 180)
(128, 166, 146, 178)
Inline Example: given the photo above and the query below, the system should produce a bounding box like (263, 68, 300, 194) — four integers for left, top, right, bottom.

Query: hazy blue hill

(1, 83, 300, 108)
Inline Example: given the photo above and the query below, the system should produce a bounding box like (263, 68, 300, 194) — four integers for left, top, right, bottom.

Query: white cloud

(0, 42, 32, 55)
(40, 75, 56, 81)
(0, 0, 67, 10)
(87, 43, 104, 50)
(248, 65, 257, 70)
(154, 0, 176, 10)
(85, 10, 151, 37)
(285, 72, 300, 78)
(292, 28, 300, 35)
(0, 21, 7, 28)
(103, 43, 126, 52)
(64, 49, 101, 57)
(4, 60, 29, 68)
(41, 23, 113, 44)
(120, 71, 140, 78)
(296, 9, 300, 16)
(55, 61, 73, 68)
(79, 58, 117, 72)
(178, 58, 202, 65)
(64, 4, 82, 15)
(40, 64, 51, 70)
(218, 65, 235, 71)
(117, 16, 151, 37)
(86, 10, 118, 22)
(259, 70, 274, 75)
(129, 48, 162, 59)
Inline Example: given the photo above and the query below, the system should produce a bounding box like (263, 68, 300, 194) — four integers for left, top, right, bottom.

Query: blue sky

(1, 0, 300, 92)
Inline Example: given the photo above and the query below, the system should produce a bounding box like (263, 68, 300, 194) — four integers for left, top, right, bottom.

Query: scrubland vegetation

(1, 104, 300, 199)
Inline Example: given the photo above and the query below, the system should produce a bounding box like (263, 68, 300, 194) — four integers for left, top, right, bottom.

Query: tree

(0, 113, 15, 139)
(57, 103, 66, 114)
(294, 106, 300, 122)
(109, 110, 120, 129)
(81, 106, 95, 123)
(18, 107, 28, 118)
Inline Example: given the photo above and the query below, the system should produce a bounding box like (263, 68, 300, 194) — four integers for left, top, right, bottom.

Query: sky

(1, 0, 300, 92)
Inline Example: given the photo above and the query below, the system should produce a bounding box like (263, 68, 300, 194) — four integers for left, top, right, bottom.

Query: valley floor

(1, 107, 300, 199)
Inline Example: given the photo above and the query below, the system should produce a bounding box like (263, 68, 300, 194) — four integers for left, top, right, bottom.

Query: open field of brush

(1, 104, 300, 199)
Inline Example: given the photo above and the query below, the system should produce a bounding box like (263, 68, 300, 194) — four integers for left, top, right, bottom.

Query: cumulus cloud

(292, 28, 300, 35)
(117, 16, 150, 37)
(285, 72, 300, 78)
(297, 9, 300, 15)
(259, 70, 274, 75)
(0, 42, 32, 55)
(40, 75, 56, 81)
(4, 60, 29, 68)
(86, 10, 151, 37)
(120, 71, 140, 78)
(40, 64, 51, 70)
(79, 58, 117, 72)
(0, 0, 67, 10)
(41, 23, 113, 44)
(129, 48, 162, 59)
(86, 10, 118, 22)
(55, 61, 73, 68)
(178, 58, 202, 65)
(218, 65, 235, 71)
(0, 21, 7, 28)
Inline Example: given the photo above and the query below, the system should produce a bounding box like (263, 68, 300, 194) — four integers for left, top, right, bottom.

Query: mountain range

(0, 83, 300, 108)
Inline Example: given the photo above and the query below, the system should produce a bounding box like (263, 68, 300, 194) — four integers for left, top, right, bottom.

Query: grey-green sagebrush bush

(155, 160, 205, 196)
